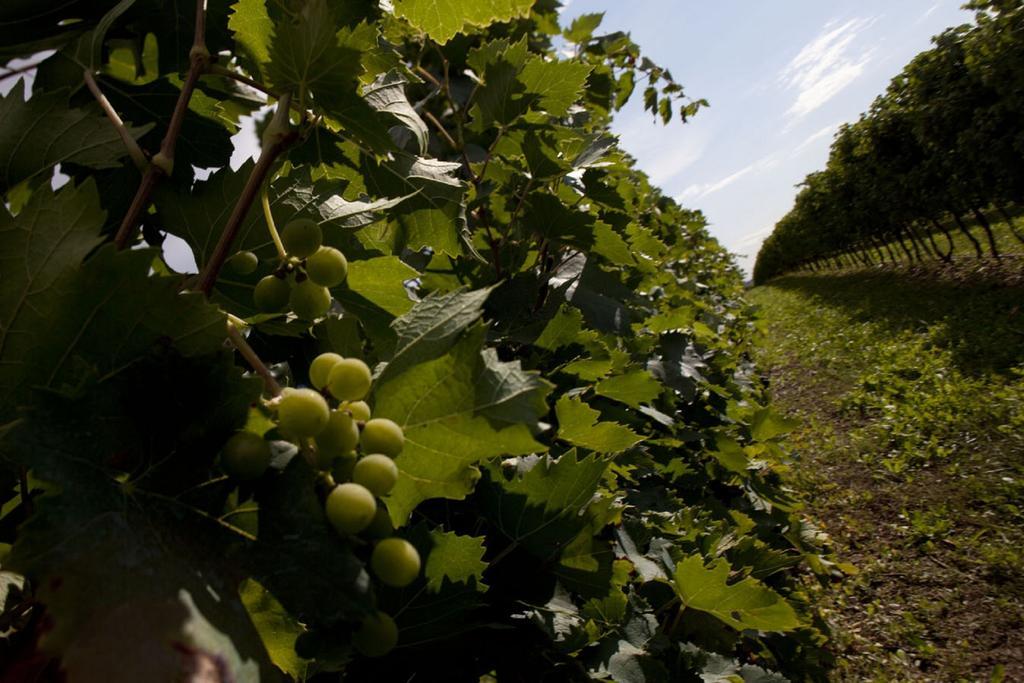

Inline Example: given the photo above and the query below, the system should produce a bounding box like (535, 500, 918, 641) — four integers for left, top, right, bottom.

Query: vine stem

(114, 0, 210, 249)
(226, 323, 282, 396)
(83, 71, 148, 170)
(194, 94, 296, 295)
(0, 59, 47, 82)
(261, 185, 288, 259)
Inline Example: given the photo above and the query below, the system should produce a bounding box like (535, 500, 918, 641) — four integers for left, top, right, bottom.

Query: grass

(748, 268, 1024, 682)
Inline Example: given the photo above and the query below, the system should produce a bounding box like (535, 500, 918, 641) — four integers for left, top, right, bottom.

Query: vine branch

(83, 70, 148, 170)
(114, 0, 210, 249)
(226, 323, 282, 396)
(194, 94, 296, 295)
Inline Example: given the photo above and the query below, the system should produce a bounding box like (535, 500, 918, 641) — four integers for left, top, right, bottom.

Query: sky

(557, 0, 973, 275)
(3, 3, 974, 276)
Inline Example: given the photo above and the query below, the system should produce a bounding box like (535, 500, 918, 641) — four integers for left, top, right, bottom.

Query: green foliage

(0, 1, 830, 680)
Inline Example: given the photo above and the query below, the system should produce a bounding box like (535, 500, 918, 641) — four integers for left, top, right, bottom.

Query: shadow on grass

(766, 268, 1024, 375)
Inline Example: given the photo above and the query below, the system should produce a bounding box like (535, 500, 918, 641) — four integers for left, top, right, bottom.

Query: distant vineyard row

(754, 0, 1024, 284)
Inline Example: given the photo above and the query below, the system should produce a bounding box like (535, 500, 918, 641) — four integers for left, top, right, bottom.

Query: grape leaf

(476, 348, 553, 427)
(422, 529, 488, 592)
(0, 181, 105, 415)
(229, 0, 273, 65)
(0, 81, 153, 193)
(363, 70, 429, 155)
(360, 153, 467, 256)
(481, 450, 608, 561)
(750, 407, 800, 441)
(556, 396, 644, 453)
(392, 0, 536, 44)
(0, 191, 225, 419)
(240, 579, 309, 680)
(99, 75, 235, 173)
(265, 0, 361, 99)
(673, 554, 801, 633)
(534, 304, 595, 351)
(518, 57, 593, 118)
(384, 287, 492, 372)
(595, 370, 662, 408)
(1, 407, 275, 681)
(374, 325, 546, 524)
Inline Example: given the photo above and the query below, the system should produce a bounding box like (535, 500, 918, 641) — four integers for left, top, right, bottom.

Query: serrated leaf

(556, 396, 644, 453)
(750, 407, 800, 442)
(2, 408, 273, 680)
(361, 152, 466, 255)
(595, 370, 661, 408)
(673, 554, 801, 633)
(240, 578, 309, 679)
(393, 0, 536, 44)
(708, 437, 751, 475)
(229, 0, 273, 65)
(0, 81, 152, 193)
(384, 287, 491, 372)
(0, 181, 105, 415)
(518, 57, 592, 118)
(363, 70, 429, 154)
(534, 304, 589, 351)
(423, 529, 488, 592)
(476, 348, 552, 427)
(481, 450, 608, 560)
(564, 12, 604, 44)
(265, 0, 361, 100)
(374, 325, 545, 524)
(592, 221, 635, 266)
(0, 197, 225, 418)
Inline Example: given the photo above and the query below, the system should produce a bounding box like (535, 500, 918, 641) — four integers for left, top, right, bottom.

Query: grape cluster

(231, 218, 349, 319)
(218, 351, 419, 658)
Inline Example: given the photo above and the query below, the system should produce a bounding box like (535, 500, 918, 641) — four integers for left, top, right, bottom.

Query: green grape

(277, 387, 330, 438)
(353, 611, 398, 658)
(289, 280, 331, 319)
(220, 431, 271, 481)
(253, 275, 290, 312)
(306, 246, 348, 288)
(325, 483, 377, 535)
(360, 418, 404, 458)
(362, 503, 394, 539)
(327, 358, 372, 402)
(281, 217, 322, 258)
(315, 410, 360, 462)
(309, 352, 343, 389)
(352, 454, 399, 496)
(370, 537, 421, 588)
(226, 250, 258, 275)
(346, 400, 371, 422)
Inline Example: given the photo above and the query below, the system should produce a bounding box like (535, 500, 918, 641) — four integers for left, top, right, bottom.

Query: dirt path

(749, 269, 1024, 682)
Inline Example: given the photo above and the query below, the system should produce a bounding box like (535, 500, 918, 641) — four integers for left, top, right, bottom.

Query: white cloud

(790, 122, 841, 157)
(614, 114, 709, 188)
(676, 155, 779, 201)
(728, 226, 775, 251)
(917, 2, 942, 24)
(780, 18, 875, 119)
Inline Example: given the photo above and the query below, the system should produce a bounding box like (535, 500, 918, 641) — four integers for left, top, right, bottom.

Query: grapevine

(0, 1, 832, 681)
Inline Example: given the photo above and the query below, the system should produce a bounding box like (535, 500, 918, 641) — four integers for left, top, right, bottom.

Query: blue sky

(558, 1, 972, 274)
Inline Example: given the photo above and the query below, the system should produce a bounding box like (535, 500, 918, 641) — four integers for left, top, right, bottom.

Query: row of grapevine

(753, 0, 1024, 285)
(0, 1, 834, 680)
